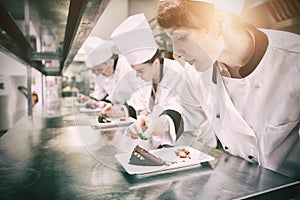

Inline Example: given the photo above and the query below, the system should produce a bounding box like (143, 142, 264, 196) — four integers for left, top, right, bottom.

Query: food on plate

(85, 100, 97, 109)
(138, 133, 148, 140)
(98, 113, 111, 123)
(129, 145, 166, 166)
(85, 102, 94, 109)
(175, 148, 191, 159)
(77, 93, 90, 103)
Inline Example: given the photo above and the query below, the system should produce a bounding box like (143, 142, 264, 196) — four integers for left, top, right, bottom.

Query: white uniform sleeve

(90, 77, 107, 100)
(150, 115, 177, 148)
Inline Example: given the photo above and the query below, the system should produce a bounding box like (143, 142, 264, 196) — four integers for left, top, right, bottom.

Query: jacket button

(216, 114, 220, 118)
(248, 155, 253, 159)
(224, 146, 228, 150)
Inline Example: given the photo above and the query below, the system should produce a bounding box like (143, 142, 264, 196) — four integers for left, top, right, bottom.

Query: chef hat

(110, 13, 158, 65)
(79, 36, 103, 55)
(85, 40, 115, 68)
(73, 36, 103, 62)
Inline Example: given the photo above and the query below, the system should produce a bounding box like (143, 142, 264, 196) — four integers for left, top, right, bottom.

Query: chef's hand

(143, 115, 170, 137)
(137, 109, 149, 116)
(95, 101, 112, 113)
(96, 102, 126, 118)
(84, 99, 98, 109)
(127, 115, 150, 139)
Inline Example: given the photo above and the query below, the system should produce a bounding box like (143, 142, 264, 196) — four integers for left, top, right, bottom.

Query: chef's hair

(156, 0, 215, 29)
(157, 0, 245, 32)
(110, 53, 118, 61)
(142, 49, 165, 64)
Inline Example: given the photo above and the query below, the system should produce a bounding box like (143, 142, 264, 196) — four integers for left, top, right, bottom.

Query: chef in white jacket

(110, 13, 217, 149)
(84, 39, 143, 107)
(157, 0, 300, 179)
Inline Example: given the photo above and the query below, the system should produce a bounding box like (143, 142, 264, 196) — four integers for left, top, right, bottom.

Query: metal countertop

(0, 98, 299, 200)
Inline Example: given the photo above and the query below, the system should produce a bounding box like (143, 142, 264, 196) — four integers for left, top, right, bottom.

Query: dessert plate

(79, 107, 102, 113)
(90, 117, 136, 129)
(115, 146, 215, 175)
(74, 102, 85, 107)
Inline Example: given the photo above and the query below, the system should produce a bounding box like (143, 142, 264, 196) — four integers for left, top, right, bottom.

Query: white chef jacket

(209, 29, 300, 179)
(182, 64, 217, 147)
(90, 56, 141, 103)
(128, 58, 217, 148)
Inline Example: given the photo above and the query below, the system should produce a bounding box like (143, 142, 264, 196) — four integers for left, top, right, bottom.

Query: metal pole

(27, 66, 32, 116)
(41, 74, 44, 109)
(24, 0, 32, 116)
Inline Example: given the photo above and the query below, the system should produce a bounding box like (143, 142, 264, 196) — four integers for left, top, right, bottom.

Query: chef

(110, 13, 217, 149)
(83, 38, 144, 109)
(156, 0, 300, 179)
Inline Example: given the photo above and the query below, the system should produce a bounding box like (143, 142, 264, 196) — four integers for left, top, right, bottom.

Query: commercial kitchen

(0, 0, 299, 199)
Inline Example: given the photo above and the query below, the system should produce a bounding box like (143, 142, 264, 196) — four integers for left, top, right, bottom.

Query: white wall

(0, 51, 27, 75)
(0, 51, 27, 125)
(0, 51, 44, 130)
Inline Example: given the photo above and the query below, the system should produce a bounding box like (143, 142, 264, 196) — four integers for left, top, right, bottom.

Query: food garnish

(138, 133, 148, 140)
(175, 148, 191, 159)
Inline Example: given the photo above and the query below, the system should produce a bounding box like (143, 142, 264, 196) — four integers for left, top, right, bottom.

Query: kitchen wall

(0, 51, 44, 130)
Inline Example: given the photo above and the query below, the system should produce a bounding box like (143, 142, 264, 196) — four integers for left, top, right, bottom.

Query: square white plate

(91, 117, 136, 129)
(79, 107, 102, 113)
(115, 146, 215, 175)
(75, 102, 85, 107)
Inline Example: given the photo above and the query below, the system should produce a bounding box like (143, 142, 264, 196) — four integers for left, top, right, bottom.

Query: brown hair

(156, 0, 215, 30)
(143, 49, 170, 64)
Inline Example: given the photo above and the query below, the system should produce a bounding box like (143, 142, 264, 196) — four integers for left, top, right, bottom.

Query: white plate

(79, 107, 102, 113)
(75, 102, 85, 107)
(92, 117, 136, 129)
(115, 146, 215, 175)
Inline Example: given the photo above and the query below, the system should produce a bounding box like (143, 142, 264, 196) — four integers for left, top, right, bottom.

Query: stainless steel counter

(0, 98, 299, 200)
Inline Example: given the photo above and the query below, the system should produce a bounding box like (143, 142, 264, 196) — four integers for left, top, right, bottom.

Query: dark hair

(110, 53, 119, 70)
(142, 49, 165, 64)
(156, 0, 215, 29)
(110, 53, 119, 61)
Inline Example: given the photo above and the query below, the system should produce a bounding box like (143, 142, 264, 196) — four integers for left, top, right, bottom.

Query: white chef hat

(79, 36, 103, 55)
(73, 36, 103, 62)
(85, 40, 115, 68)
(160, 0, 245, 15)
(110, 13, 158, 65)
